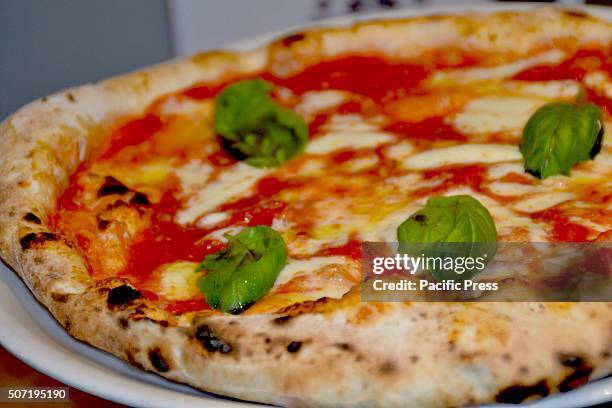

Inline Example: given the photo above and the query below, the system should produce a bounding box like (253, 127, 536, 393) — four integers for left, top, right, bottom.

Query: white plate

(1, 3, 611, 407)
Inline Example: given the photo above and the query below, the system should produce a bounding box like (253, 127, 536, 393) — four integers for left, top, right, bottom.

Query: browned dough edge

(0, 8, 611, 407)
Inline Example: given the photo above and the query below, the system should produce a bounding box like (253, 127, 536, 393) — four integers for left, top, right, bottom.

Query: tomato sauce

(263, 56, 430, 102)
(121, 221, 224, 282)
(308, 113, 329, 137)
(166, 298, 211, 314)
(207, 143, 239, 167)
(532, 208, 591, 242)
(586, 87, 612, 115)
(182, 83, 226, 100)
(319, 240, 362, 261)
(384, 117, 466, 141)
(56, 174, 85, 212)
(100, 114, 163, 159)
(513, 49, 608, 82)
(415, 164, 486, 197)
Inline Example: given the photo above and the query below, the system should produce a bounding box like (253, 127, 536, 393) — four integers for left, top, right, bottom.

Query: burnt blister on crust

(281, 33, 305, 47)
(19, 232, 59, 250)
(148, 348, 170, 372)
(273, 315, 292, 325)
(51, 293, 69, 303)
(107, 284, 142, 308)
(195, 325, 232, 354)
(98, 176, 129, 197)
(97, 217, 111, 230)
(558, 354, 593, 392)
(495, 380, 549, 404)
(130, 192, 150, 205)
(563, 9, 587, 19)
(286, 341, 302, 353)
(23, 212, 41, 224)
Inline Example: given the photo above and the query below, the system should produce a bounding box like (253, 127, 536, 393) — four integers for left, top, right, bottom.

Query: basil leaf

(215, 79, 308, 168)
(521, 101, 603, 179)
(196, 226, 287, 314)
(396, 195, 497, 281)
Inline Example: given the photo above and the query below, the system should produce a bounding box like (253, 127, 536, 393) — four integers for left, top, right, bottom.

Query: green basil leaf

(196, 226, 287, 314)
(521, 101, 603, 179)
(215, 79, 308, 168)
(396, 195, 497, 281)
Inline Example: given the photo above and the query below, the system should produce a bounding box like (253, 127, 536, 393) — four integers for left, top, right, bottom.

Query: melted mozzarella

(384, 140, 415, 161)
(402, 144, 521, 169)
(584, 71, 612, 99)
(205, 226, 244, 241)
(158, 96, 214, 117)
(487, 162, 526, 179)
(157, 262, 202, 300)
(275, 256, 348, 287)
(511, 192, 576, 213)
(196, 212, 230, 228)
(429, 50, 566, 85)
(174, 159, 213, 195)
(176, 163, 269, 225)
(449, 96, 545, 135)
(487, 182, 536, 197)
(503, 80, 580, 99)
(308, 131, 393, 154)
(295, 90, 348, 116)
(307, 116, 394, 154)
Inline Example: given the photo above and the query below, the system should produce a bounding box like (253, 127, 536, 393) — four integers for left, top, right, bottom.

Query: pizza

(0, 8, 611, 407)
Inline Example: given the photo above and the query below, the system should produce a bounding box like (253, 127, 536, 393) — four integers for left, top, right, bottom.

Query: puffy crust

(0, 8, 611, 407)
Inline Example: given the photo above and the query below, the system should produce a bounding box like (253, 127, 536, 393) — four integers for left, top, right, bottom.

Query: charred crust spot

(126, 351, 144, 370)
(107, 285, 142, 308)
(501, 353, 512, 361)
(495, 380, 549, 404)
(23, 212, 41, 224)
(563, 9, 587, 19)
(66, 92, 76, 102)
(148, 348, 170, 372)
(410, 355, 419, 363)
(158, 320, 169, 328)
(195, 325, 232, 353)
(98, 176, 129, 197)
(51, 293, 68, 303)
(601, 351, 610, 359)
(559, 354, 584, 368)
(131, 192, 150, 205)
(104, 199, 129, 211)
(286, 341, 302, 353)
(281, 33, 305, 47)
(64, 320, 71, 331)
(97, 218, 111, 230)
(118, 318, 129, 328)
(379, 360, 397, 375)
(558, 358, 593, 392)
(335, 343, 353, 352)
(41, 96, 48, 102)
(20, 232, 59, 250)
(273, 315, 292, 325)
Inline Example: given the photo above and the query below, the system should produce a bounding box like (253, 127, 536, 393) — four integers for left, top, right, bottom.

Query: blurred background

(1, 0, 610, 120)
